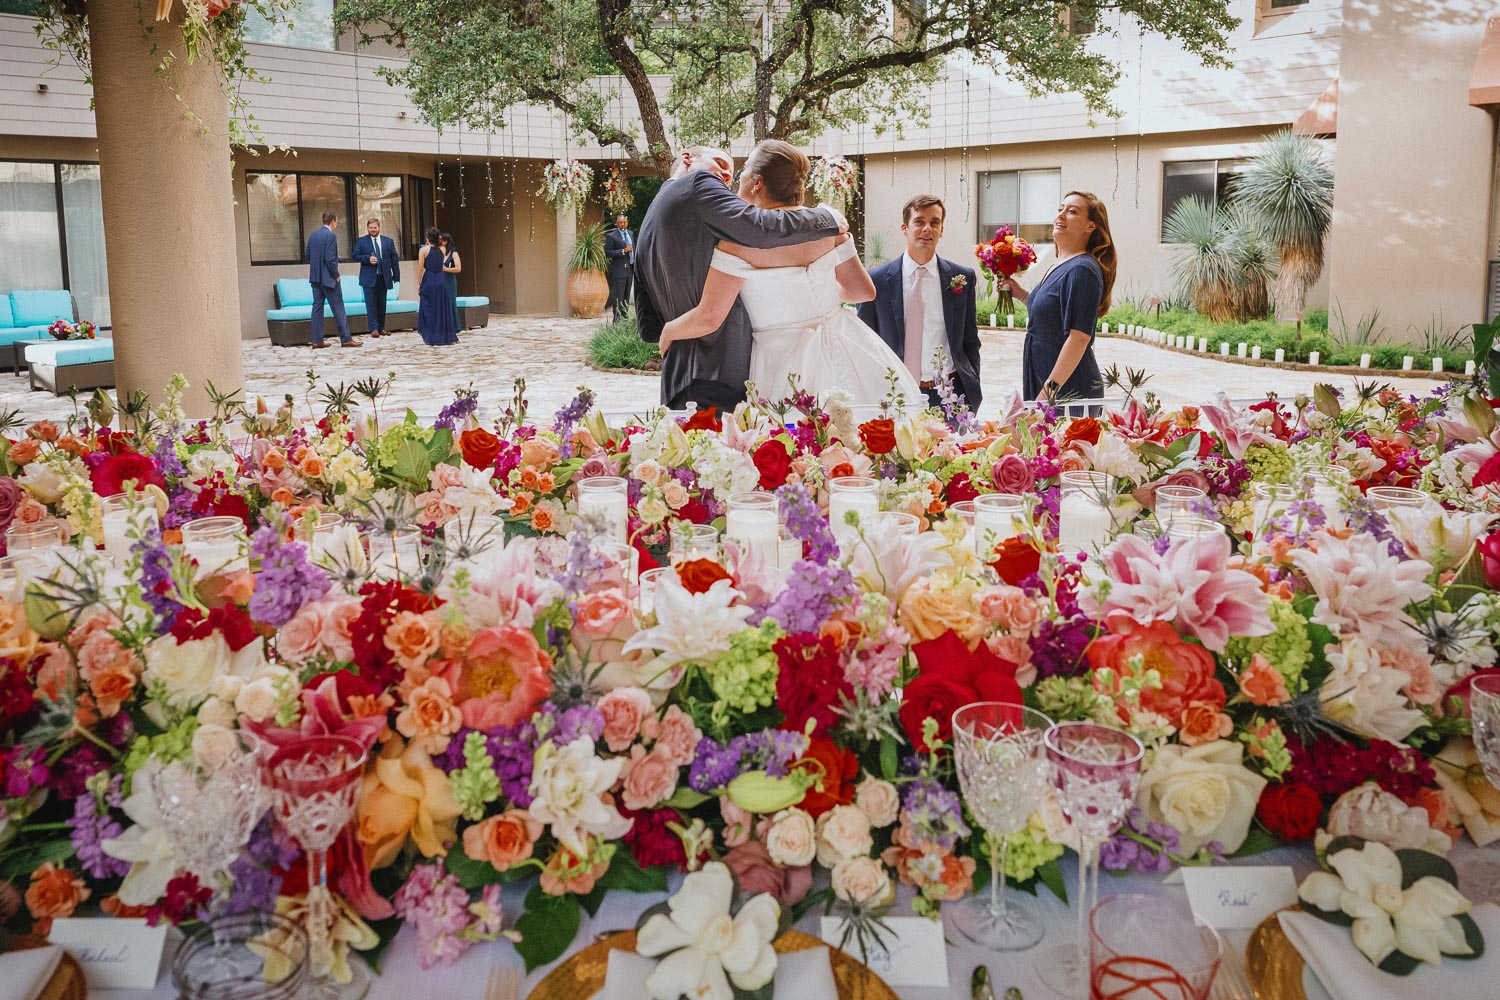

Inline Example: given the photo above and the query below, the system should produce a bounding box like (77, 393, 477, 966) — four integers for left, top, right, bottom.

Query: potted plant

(566, 223, 611, 319)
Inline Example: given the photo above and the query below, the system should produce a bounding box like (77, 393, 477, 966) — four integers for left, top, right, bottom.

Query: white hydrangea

(689, 436, 759, 498)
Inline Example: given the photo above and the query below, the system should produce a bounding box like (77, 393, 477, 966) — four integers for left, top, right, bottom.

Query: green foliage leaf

(597, 847, 669, 894)
(444, 842, 506, 889)
(662, 787, 711, 811)
(1395, 848, 1459, 889)
(1473, 322, 1500, 399)
(514, 884, 582, 972)
(879, 734, 899, 782)
(1314, 383, 1341, 419)
(1165, 431, 1201, 463)
(0, 838, 75, 883)
(425, 427, 455, 464)
(1230, 827, 1283, 859)
(361, 916, 404, 975)
(391, 437, 433, 487)
(1464, 389, 1498, 438)
(1037, 857, 1068, 904)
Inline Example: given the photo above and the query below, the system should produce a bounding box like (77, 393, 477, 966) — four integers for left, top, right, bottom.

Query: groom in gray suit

(635, 146, 844, 412)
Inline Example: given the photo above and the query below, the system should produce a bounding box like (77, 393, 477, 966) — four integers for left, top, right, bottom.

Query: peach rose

(300, 455, 325, 478)
(1238, 654, 1291, 707)
(356, 738, 462, 869)
(277, 602, 325, 663)
(323, 598, 361, 661)
(530, 506, 556, 532)
(539, 844, 608, 896)
(1179, 700, 1233, 747)
(25, 863, 89, 929)
(620, 744, 680, 811)
(519, 437, 560, 470)
(396, 676, 463, 754)
(831, 856, 893, 906)
(573, 588, 632, 640)
(720, 796, 754, 848)
(651, 705, 702, 768)
(854, 778, 900, 828)
(764, 807, 817, 866)
(1056, 450, 1088, 474)
(987, 634, 1035, 685)
(977, 586, 1043, 639)
(0, 599, 38, 661)
(15, 498, 48, 525)
(898, 577, 986, 646)
(462, 809, 543, 872)
(88, 661, 138, 718)
(816, 804, 873, 867)
(597, 686, 653, 752)
(384, 610, 441, 671)
(76, 630, 137, 684)
(7, 438, 40, 465)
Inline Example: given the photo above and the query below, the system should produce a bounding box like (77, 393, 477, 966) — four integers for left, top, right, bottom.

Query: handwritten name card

(1181, 865, 1298, 930)
(48, 917, 168, 989)
(818, 915, 948, 988)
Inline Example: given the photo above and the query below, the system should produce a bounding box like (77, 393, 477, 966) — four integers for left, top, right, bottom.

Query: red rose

(858, 418, 896, 454)
(989, 535, 1042, 584)
(681, 407, 722, 432)
(1475, 453, 1500, 490)
(91, 451, 165, 498)
(900, 630, 1021, 751)
(1255, 781, 1322, 842)
(753, 439, 793, 490)
(793, 737, 859, 817)
(676, 558, 732, 594)
(946, 473, 979, 504)
(458, 427, 502, 470)
(1479, 533, 1500, 589)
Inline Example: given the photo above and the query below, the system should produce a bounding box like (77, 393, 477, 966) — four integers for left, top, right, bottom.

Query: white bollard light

(1007, 314, 1015, 328)
(1432, 357, 1444, 373)
(1274, 348, 1285, 363)
(1359, 353, 1372, 368)
(1402, 356, 1414, 371)
(989, 312, 998, 327)
(1237, 343, 1248, 358)
(1251, 345, 1261, 360)
(1101, 321, 1109, 334)
(1220, 343, 1230, 356)
(1467, 360, 1478, 376)
(1198, 337, 1208, 352)
(1309, 351, 1320, 366)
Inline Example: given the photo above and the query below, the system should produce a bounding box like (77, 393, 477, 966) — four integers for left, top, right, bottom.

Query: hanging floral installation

(602, 165, 635, 216)
(808, 155, 860, 212)
(539, 159, 595, 212)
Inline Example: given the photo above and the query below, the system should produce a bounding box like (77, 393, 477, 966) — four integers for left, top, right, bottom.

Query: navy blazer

(604, 227, 634, 271)
(352, 234, 400, 287)
(856, 255, 983, 411)
(306, 226, 341, 288)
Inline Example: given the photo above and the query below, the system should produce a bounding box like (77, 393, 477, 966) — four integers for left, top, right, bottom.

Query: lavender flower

(900, 777, 970, 850)
(763, 561, 853, 634)
(69, 775, 129, 879)
(688, 736, 743, 793)
(775, 484, 838, 565)
(434, 388, 479, 432)
(134, 525, 184, 628)
(248, 524, 330, 628)
(547, 704, 605, 745)
(730, 729, 808, 778)
(553, 388, 596, 459)
(935, 379, 979, 435)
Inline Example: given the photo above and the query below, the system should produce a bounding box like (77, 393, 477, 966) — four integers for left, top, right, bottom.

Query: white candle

(828, 491, 879, 536)
(1274, 348, 1285, 363)
(186, 538, 246, 575)
(1006, 314, 1015, 328)
(1309, 350, 1320, 366)
(973, 509, 1020, 551)
(1058, 492, 1113, 553)
(1101, 321, 1109, 334)
(777, 534, 803, 569)
(726, 508, 778, 562)
(1237, 343, 1248, 358)
(579, 490, 629, 545)
(102, 508, 159, 564)
(1433, 357, 1444, 373)
(1359, 353, 1371, 369)
(1198, 338, 1208, 352)
(1220, 343, 1230, 356)
(1402, 356, 1414, 371)
(1251, 345, 1261, 360)
(1467, 360, 1478, 376)
(989, 312, 998, 327)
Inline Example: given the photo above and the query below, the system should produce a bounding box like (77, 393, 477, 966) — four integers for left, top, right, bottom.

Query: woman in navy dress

(440, 232, 463, 333)
(1002, 191, 1116, 405)
(417, 227, 459, 346)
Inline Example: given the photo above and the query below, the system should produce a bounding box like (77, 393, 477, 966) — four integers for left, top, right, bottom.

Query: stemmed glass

(951, 703, 1055, 951)
(1037, 722, 1146, 997)
(1470, 675, 1500, 785)
(262, 735, 369, 1000)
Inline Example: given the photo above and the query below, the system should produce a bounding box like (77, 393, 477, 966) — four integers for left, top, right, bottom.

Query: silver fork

(485, 965, 521, 1000)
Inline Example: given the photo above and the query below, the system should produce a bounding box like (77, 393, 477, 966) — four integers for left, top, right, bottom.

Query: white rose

(144, 634, 232, 711)
(1325, 782, 1452, 854)
(854, 779, 900, 828)
(1136, 740, 1267, 855)
(816, 805, 873, 867)
(764, 808, 816, 866)
(186, 449, 237, 482)
(209, 675, 244, 703)
(235, 676, 282, 724)
(19, 462, 65, 503)
(191, 723, 239, 770)
(831, 856, 893, 906)
(196, 695, 238, 729)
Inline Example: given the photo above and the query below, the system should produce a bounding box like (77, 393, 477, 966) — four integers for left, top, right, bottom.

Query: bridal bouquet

(808, 156, 859, 212)
(975, 226, 1038, 316)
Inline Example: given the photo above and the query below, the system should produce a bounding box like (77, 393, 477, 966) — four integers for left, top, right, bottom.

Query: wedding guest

(1002, 191, 1115, 404)
(352, 217, 399, 339)
(306, 210, 359, 349)
(417, 227, 458, 347)
(440, 233, 463, 333)
(604, 213, 635, 321)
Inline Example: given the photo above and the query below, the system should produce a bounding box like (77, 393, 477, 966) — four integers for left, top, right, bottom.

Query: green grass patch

(586, 310, 657, 370)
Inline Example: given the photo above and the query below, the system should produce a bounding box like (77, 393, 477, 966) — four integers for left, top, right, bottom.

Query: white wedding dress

(710, 243, 924, 409)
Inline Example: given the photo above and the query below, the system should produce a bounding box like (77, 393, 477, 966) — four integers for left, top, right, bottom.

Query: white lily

(98, 759, 179, 905)
(1298, 840, 1474, 966)
(622, 577, 752, 688)
(637, 862, 780, 1000)
(1386, 503, 1495, 572)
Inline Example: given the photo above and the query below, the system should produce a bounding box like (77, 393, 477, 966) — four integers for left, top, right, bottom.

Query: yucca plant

(1223, 201, 1279, 321)
(1164, 197, 1272, 323)
(1232, 130, 1334, 321)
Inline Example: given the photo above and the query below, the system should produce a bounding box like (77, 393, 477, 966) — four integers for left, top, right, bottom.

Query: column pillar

(555, 207, 577, 317)
(87, 3, 244, 417)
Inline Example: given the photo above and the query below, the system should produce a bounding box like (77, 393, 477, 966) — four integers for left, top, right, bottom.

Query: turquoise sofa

(25, 339, 114, 396)
(266, 277, 418, 346)
(0, 291, 77, 368)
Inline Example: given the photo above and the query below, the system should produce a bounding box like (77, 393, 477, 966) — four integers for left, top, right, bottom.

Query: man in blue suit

(306, 210, 359, 349)
(856, 194, 981, 412)
(352, 218, 400, 338)
(603, 214, 634, 321)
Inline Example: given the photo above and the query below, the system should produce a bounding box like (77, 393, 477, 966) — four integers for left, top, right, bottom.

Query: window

(0, 160, 111, 326)
(977, 168, 1061, 246)
(242, 0, 336, 50)
(245, 171, 407, 264)
(404, 176, 434, 259)
(1269, 0, 1307, 8)
(1160, 158, 1247, 240)
(0, 1, 44, 14)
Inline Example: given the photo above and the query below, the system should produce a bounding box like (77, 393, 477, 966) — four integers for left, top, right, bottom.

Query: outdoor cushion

(0, 327, 52, 347)
(25, 340, 114, 367)
(9, 290, 72, 327)
(386, 300, 417, 314)
(0, 295, 12, 329)
(275, 278, 402, 310)
(456, 296, 490, 308)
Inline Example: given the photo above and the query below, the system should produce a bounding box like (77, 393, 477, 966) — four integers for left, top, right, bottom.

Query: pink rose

(573, 588, 632, 640)
(990, 454, 1034, 494)
(720, 796, 754, 847)
(597, 687, 653, 752)
(1382, 644, 1442, 706)
(620, 745, 679, 811)
(1056, 451, 1088, 474)
(322, 598, 361, 661)
(15, 499, 47, 525)
(75, 630, 135, 684)
(429, 463, 466, 492)
(723, 841, 812, 906)
(1133, 469, 1213, 509)
(987, 634, 1035, 685)
(0, 477, 22, 534)
(977, 585, 1042, 638)
(576, 455, 619, 480)
(652, 705, 703, 767)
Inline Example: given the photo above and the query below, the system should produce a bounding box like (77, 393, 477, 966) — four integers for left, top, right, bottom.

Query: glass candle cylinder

(827, 476, 879, 540)
(181, 516, 249, 575)
(443, 513, 504, 566)
(669, 523, 719, 564)
(1153, 484, 1206, 532)
(369, 526, 422, 581)
(1164, 516, 1226, 540)
(577, 476, 630, 546)
(1367, 486, 1428, 511)
(725, 491, 779, 564)
(974, 493, 1025, 555)
(776, 526, 804, 569)
(101, 494, 160, 564)
(1306, 464, 1351, 529)
(0, 554, 43, 605)
(637, 567, 674, 616)
(592, 540, 639, 589)
(872, 511, 921, 536)
(292, 512, 346, 556)
(1058, 471, 1116, 554)
(5, 519, 65, 556)
(1251, 483, 1297, 541)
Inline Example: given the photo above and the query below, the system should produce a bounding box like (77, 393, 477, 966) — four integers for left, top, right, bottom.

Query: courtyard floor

(0, 316, 1449, 425)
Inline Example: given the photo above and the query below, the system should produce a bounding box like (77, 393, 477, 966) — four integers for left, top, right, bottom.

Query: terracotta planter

(567, 268, 610, 319)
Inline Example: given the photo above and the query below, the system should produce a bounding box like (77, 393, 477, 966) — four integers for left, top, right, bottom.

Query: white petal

(1436, 915, 1476, 957)
(647, 947, 712, 1000)
(1351, 915, 1398, 965)
(677, 863, 734, 922)
(727, 941, 777, 991)
(1340, 888, 1385, 920)
(1395, 918, 1444, 965)
(638, 912, 696, 958)
(1406, 876, 1472, 919)
(1299, 872, 1346, 912)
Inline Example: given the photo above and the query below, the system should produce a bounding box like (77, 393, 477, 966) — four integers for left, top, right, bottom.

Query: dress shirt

(901, 252, 950, 380)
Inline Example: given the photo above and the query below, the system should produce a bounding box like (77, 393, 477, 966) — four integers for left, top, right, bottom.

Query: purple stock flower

(763, 560, 853, 634)
(900, 777, 970, 850)
(434, 388, 480, 432)
(248, 524, 330, 628)
(553, 388, 596, 460)
(1030, 617, 1094, 679)
(69, 776, 130, 879)
(134, 525, 184, 628)
(730, 729, 808, 778)
(4, 745, 49, 797)
(775, 483, 838, 566)
(688, 736, 743, 793)
(548, 704, 605, 745)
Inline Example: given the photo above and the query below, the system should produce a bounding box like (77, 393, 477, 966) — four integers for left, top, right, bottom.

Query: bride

(658, 140, 924, 410)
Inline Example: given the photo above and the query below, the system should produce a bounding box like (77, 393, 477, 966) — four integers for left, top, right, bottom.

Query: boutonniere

(948, 274, 967, 295)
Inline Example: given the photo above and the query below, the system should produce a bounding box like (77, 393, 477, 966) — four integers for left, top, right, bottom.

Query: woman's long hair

(440, 232, 457, 257)
(424, 226, 441, 246)
(1064, 190, 1117, 317)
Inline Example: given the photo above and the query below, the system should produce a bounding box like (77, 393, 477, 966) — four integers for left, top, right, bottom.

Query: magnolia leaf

(1038, 858, 1068, 904)
(1314, 383, 1341, 419)
(663, 787, 711, 810)
(879, 734, 899, 782)
(514, 884, 582, 972)
(596, 847, 668, 894)
(1395, 847, 1459, 889)
(1377, 949, 1421, 976)
(443, 842, 505, 888)
(1165, 431, 1201, 462)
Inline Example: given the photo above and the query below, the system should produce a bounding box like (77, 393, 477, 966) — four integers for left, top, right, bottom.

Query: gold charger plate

(1245, 906, 1306, 1000)
(12, 935, 88, 1000)
(525, 928, 899, 1000)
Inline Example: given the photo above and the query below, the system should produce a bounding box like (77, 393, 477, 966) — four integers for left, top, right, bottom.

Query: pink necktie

(904, 265, 926, 383)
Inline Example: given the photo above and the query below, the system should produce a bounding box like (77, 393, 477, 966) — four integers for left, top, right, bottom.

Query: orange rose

(1238, 653, 1291, 706)
(519, 437, 560, 470)
(395, 676, 463, 753)
(509, 491, 533, 515)
(858, 418, 896, 454)
(384, 609, 441, 671)
(676, 557, 732, 594)
(539, 844, 609, 896)
(262, 448, 287, 471)
(1062, 417, 1102, 447)
(459, 427, 503, 470)
(529, 506, 555, 532)
(7, 438, 40, 465)
(270, 487, 297, 507)
(300, 455, 325, 477)
(27, 421, 59, 443)
(462, 809, 543, 872)
(25, 863, 89, 927)
(1179, 700, 1233, 746)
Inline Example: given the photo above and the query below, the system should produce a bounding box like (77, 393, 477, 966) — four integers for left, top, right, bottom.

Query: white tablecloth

(93, 843, 1500, 999)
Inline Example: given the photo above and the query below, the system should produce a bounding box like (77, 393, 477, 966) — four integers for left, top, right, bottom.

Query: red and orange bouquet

(975, 225, 1038, 316)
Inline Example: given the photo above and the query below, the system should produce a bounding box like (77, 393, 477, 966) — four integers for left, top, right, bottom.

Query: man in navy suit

(857, 194, 981, 412)
(603, 214, 634, 321)
(306, 210, 359, 349)
(352, 217, 400, 338)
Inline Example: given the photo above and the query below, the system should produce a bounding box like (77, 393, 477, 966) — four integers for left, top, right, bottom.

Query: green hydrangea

(120, 716, 201, 796)
(1243, 443, 1295, 484)
(373, 421, 435, 468)
(1000, 819, 1066, 882)
(710, 620, 782, 716)
(450, 731, 503, 821)
(1034, 676, 1106, 722)
(1225, 599, 1312, 693)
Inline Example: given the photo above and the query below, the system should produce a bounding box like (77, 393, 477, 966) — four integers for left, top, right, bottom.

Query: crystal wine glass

(1470, 674, 1500, 786)
(1037, 722, 1145, 997)
(263, 734, 369, 1000)
(951, 702, 1055, 951)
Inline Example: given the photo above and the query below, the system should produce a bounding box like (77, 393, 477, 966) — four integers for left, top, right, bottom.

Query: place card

(1181, 865, 1298, 930)
(819, 915, 948, 988)
(48, 916, 168, 989)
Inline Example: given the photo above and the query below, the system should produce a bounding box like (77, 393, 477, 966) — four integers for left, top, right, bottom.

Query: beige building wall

(1327, 0, 1495, 343)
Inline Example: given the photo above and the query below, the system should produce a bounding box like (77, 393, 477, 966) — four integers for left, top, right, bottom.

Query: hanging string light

(485, 98, 495, 206)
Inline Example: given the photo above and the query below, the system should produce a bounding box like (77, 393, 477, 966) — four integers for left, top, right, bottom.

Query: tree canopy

(336, 0, 1239, 177)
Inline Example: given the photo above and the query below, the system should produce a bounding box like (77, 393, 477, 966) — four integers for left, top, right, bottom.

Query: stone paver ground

(0, 317, 1447, 425)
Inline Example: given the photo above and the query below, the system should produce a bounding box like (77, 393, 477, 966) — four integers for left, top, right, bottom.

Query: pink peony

(444, 625, 553, 730)
(1289, 532, 1434, 649)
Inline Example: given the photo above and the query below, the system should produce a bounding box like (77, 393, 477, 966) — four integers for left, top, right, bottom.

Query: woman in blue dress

(440, 232, 463, 333)
(1002, 191, 1116, 405)
(417, 227, 459, 346)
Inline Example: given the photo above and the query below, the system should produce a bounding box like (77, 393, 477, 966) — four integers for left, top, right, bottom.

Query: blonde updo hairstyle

(741, 139, 810, 206)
